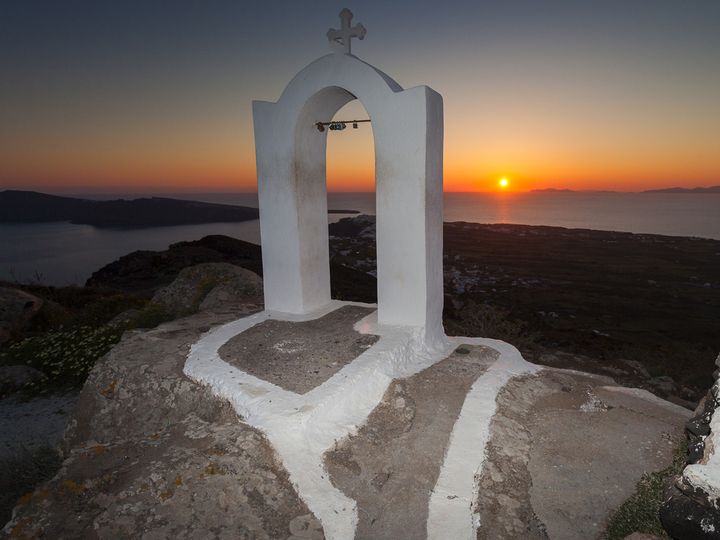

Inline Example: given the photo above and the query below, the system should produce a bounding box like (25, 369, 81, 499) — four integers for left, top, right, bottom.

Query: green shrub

(604, 438, 687, 539)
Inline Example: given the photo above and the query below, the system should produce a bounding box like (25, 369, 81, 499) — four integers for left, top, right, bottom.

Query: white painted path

(427, 338, 540, 539)
(185, 301, 537, 539)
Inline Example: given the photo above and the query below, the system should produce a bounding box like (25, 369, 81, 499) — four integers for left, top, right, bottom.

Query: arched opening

(253, 53, 444, 337)
(326, 100, 375, 193)
(325, 100, 377, 303)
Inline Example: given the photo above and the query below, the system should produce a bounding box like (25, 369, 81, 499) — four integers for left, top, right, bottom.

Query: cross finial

(327, 8, 366, 55)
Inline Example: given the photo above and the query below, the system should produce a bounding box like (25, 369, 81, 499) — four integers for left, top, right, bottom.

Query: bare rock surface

(325, 345, 497, 540)
(476, 368, 690, 539)
(151, 262, 263, 317)
(219, 305, 377, 394)
(2, 309, 319, 539)
(475, 372, 551, 540)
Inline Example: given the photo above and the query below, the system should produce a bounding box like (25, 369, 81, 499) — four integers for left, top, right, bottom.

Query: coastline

(3, 209, 720, 287)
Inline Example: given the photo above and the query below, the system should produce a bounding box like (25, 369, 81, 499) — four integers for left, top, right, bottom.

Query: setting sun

(499, 177, 509, 189)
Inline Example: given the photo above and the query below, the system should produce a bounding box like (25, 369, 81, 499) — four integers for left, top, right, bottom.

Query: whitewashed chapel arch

(252, 10, 444, 335)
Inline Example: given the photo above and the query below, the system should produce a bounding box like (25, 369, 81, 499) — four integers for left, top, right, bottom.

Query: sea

(1, 191, 718, 286)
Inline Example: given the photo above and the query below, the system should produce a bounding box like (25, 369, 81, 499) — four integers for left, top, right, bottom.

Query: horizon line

(4, 186, 719, 196)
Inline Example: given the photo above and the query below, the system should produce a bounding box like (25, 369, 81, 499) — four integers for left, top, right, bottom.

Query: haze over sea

(1, 191, 719, 286)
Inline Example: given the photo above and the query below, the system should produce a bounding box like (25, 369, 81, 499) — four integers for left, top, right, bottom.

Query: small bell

(353, 122, 358, 129)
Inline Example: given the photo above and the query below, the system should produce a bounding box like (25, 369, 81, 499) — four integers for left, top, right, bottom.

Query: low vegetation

(604, 437, 687, 539)
(445, 300, 541, 353)
(1, 326, 124, 392)
(0, 283, 179, 396)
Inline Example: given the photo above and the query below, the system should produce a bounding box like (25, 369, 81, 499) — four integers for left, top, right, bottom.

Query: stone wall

(661, 353, 720, 538)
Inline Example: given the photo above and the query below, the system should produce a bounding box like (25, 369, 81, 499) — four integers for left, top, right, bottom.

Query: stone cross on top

(327, 8, 366, 55)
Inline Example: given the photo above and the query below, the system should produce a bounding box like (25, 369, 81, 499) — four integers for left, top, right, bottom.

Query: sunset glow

(499, 178, 509, 189)
(1, 2, 719, 194)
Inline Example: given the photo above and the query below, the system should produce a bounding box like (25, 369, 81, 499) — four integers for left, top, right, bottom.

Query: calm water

(1, 191, 718, 286)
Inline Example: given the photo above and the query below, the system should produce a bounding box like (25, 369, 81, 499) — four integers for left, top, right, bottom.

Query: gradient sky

(1, 0, 719, 193)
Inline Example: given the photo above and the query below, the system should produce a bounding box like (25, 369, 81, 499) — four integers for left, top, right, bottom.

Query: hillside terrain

(5, 217, 718, 402)
(328, 216, 720, 401)
(2, 217, 718, 538)
(52, 217, 718, 403)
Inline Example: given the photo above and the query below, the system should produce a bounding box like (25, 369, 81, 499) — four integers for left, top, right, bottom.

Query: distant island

(643, 186, 720, 193)
(0, 190, 358, 228)
(531, 186, 720, 194)
(529, 188, 616, 193)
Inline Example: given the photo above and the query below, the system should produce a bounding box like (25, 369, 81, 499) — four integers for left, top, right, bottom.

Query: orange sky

(3, 89, 717, 194)
(1, 2, 719, 194)
(2, 89, 717, 194)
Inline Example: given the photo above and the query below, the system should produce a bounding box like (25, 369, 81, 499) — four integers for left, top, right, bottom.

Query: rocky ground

(476, 370, 687, 539)
(1, 216, 717, 538)
(2, 308, 319, 540)
(1, 294, 692, 539)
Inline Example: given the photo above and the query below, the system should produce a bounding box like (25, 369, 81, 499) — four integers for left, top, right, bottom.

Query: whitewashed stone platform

(183, 301, 688, 539)
(185, 300, 539, 539)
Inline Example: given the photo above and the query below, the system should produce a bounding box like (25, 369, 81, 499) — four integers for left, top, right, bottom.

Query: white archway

(252, 52, 444, 339)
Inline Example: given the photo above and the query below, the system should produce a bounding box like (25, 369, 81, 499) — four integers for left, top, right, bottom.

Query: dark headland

(0, 190, 357, 228)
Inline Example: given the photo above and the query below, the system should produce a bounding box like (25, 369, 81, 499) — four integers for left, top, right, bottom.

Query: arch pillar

(252, 54, 443, 339)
